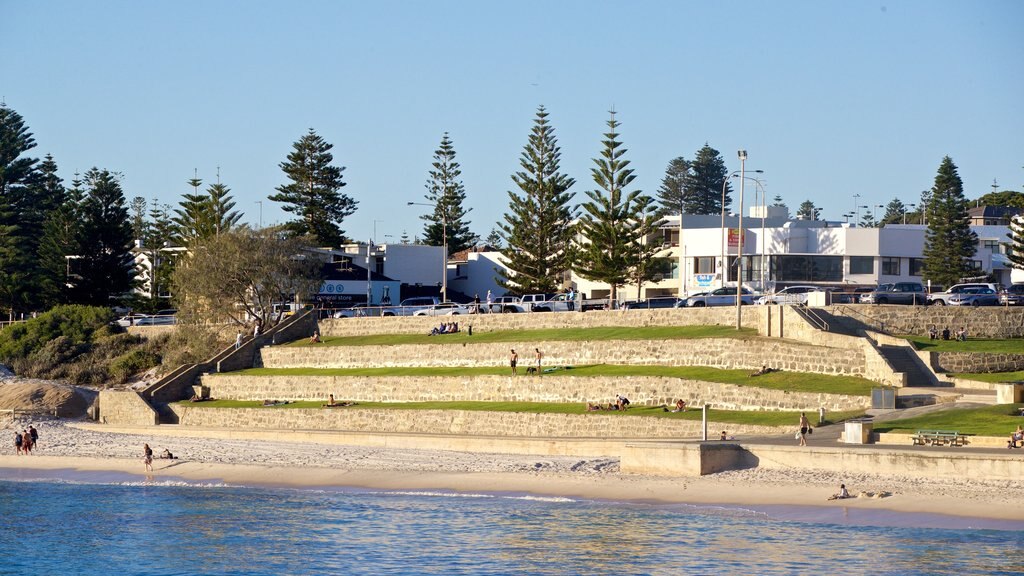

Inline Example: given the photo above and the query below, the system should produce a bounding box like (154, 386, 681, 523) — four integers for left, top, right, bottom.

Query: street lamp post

(407, 201, 448, 302)
(736, 150, 747, 331)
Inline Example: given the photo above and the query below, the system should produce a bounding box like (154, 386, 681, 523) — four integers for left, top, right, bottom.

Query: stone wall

(259, 337, 866, 377)
(934, 352, 1024, 374)
(167, 404, 784, 439)
(319, 307, 761, 337)
(99, 390, 158, 426)
(827, 306, 1024, 339)
(202, 373, 870, 412)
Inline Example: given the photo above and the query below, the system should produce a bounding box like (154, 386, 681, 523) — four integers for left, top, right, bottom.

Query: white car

(756, 286, 823, 305)
(412, 302, 471, 316)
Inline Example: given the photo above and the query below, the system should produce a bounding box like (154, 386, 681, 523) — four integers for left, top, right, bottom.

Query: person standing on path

(143, 443, 154, 471)
(234, 331, 243, 350)
(798, 412, 810, 446)
(486, 290, 493, 314)
(535, 348, 543, 375)
(510, 349, 518, 375)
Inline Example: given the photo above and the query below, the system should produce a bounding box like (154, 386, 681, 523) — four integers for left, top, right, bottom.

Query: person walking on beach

(14, 431, 22, 455)
(143, 443, 154, 472)
(28, 425, 38, 448)
(510, 349, 518, 375)
(798, 412, 810, 446)
(20, 429, 32, 454)
(534, 348, 543, 375)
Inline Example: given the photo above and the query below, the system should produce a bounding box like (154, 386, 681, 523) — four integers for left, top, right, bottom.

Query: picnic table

(912, 430, 966, 447)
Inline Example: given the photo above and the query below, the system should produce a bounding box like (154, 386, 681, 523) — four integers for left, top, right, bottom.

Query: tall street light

(407, 201, 448, 302)
(718, 168, 763, 289)
(736, 150, 747, 331)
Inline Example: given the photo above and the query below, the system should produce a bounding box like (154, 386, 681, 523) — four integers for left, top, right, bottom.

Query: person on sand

(828, 484, 851, 500)
(160, 448, 175, 459)
(14, 431, 22, 455)
(28, 425, 38, 448)
(510, 349, 518, 375)
(798, 412, 810, 446)
(1008, 426, 1024, 449)
(21, 429, 32, 454)
(143, 443, 154, 472)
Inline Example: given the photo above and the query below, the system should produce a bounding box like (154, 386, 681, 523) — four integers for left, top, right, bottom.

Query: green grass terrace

(902, 335, 1024, 354)
(952, 370, 1024, 384)
(172, 399, 866, 428)
(290, 325, 759, 347)
(873, 404, 1024, 437)
(227, 365, 877, 396)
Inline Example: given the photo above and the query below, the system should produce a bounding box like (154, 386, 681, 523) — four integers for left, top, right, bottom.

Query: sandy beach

(3, 417, 1023, 524)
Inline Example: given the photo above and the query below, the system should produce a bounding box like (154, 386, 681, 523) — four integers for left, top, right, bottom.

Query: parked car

(486, 296, 526, 313)
(684, 287, 755, 307)
(675, 292, 708, 307)
(755, 285, 824, 305)
(947, 287, 1000, 307)
(927, 283, 1000, 306)
(413, 302, 470, 316)
(999, 284, 1024, 306)
(829, 287, 873, 304)
(860, 282, 926, 305)
(398, 296, 441, 316)
(622, 297, 682, 310)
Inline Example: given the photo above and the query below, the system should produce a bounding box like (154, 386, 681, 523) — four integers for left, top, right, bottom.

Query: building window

(695, 257, 715, 274)
(982, 240, 1000, 251)
(881, 257, 900, 276)
(968, 260, 983, 272)
(849, 256, 874, 275)
(909, 258, 924, 276)
(770, 255, 842, 282)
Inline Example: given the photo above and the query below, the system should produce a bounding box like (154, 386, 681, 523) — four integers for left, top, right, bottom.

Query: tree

(207, 182, 243, 237)
(129, 196, 148, 242)
(797, 200, 820, 221)
(655, 156, 690, 216)
(880, 198, 907, 226)
(922, 156, 977, 286)
(270, 129, 356, 247)
(574, 111, 652, 303)
(171, 227, 323, 328)
(173, 179, 211, 246)
(975, 190, 1024, 209)
(71, 169, 136, 306)
(627, 194, 670, 299)
(686, 144, 732, 215)
(0, 105, 42, 317)
(142, 202, 179, 307)
(484, 227, 503, 249)
(1007, 214, 1024, 271)
(498, 106, 577, 294)
(772, 194, 785, 207)
(33, 157, 70, 308)
(420, 133, 475, 256)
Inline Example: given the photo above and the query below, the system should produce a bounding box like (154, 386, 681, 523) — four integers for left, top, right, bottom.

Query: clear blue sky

(4, 0, 1022, 243)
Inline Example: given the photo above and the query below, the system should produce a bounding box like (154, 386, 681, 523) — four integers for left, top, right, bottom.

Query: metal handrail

(832, 305, 885, 333)
(798, 304, 829, 332)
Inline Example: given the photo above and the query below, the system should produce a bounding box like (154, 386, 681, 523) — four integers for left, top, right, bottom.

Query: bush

(0, 305, 114, 363)
(160, 325, 227, 370)
(110, 349, 161, 384)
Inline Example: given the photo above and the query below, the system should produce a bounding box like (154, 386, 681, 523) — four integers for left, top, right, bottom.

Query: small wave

(356, 489, 576, 503)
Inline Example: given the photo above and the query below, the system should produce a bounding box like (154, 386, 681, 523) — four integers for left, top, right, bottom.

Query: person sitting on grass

(750, 365, 772, 377)
(1009, 426, 1023, 449)
(586, 402, 604, 411)
(616, 395, 631, 410)
(956, 326, 967, 342)
(664, 399, 687, 413)
(309, 330, 321, 344)
(928, 325, 938, 340)
(941, 326, 951, 340)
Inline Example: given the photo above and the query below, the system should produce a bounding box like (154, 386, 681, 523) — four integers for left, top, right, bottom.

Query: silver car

(413, 302, 471, 316)
(685, 287, 755, 307)
(756, 285, 823, 305)
(947, 288, 999, 307)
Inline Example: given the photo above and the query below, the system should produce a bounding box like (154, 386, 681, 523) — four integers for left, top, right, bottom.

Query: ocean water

(1, 473, 1022, 576)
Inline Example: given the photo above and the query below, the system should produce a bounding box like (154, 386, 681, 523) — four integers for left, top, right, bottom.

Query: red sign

(727, 228, 744, 248)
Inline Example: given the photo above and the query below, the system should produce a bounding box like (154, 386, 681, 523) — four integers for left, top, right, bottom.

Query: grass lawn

(902, 335, 1024, 354)
(174, 398, 865, 427)
(289, 325, 758, 347)
(953, 371, 1024, 383)
(229, 364, 876, 396)
(872, 404, 1024, 437)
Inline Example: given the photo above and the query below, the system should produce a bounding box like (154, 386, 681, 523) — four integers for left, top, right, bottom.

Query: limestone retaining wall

(202, 373, 870, 412)
(166, 404, 783, 439)
(98, 390, 158, 426)
(828, 306, 1024, 339)
(259, 338, 866, 377)
(933, 352, 1024, 374)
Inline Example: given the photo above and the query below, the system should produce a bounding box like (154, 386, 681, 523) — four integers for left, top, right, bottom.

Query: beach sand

(3, 418, 1023, 523)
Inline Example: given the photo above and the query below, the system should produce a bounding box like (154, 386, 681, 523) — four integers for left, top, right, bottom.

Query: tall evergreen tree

(797, 200, 820, 221)
(270, 129, 356, 246)
(880, 198, 907, 226)
(144, 202, 179, 303)
(686, 144, 732, 215)
(1007, 214, 1024, 271)
(30, 156, 68, 308)
(574, 111, 651, 303)
(771, 194, 785, 207)
(0, 105, 42, 316)
(71, 169, 136, 305)
(207, 182, 243, 236)
(420, 133, 475, 255)
(38, 174, 83, 307)
(922, 156, 977, 286)
(498, 107, 576, 294)
(129, 196, 148, 242)
(627, 194, 670, 299)
(174, 175, 211, 245)
(655, 156, 690, 216)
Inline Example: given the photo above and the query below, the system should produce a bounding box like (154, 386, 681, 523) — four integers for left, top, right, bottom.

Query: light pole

(407, 201, 448, 302)
(255, 201, 263, 229)
(736, 150, 747, 331)
(719, 169, 763, 289)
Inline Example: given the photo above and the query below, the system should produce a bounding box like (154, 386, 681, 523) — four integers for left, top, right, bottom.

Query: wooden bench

(912, 430, 965, 447)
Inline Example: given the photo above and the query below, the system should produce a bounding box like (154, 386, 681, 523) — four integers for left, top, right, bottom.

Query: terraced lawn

(872, 404, 1024, 437)
(174, 399, 865, 427)
(290, 325, 758, 347)
(230, 364, 877, 396)
(954, 370, 1024, 383)
(903, 335, 1024, 354)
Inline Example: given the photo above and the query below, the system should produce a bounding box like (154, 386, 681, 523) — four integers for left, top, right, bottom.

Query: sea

(1, 470, 1022, 576)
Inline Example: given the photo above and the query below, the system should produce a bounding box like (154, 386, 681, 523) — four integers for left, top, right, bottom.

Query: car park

(622, 297, 682, 310)
(412, 302, 470, 316)
(755, 285, 824, 305)
(684, 287, 755, 307)
(486, 296, 526, 313)
(860, 282, 926, 305)
(947, 287, 1000, 307)
(927, 283, 1000, 306)
(1000, 284, 1024, 306)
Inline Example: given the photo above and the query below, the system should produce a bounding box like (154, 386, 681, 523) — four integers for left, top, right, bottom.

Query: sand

(3, 417, 1023, 524)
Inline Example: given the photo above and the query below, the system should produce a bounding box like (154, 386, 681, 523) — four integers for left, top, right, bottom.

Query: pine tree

(686, 144, 732, 215)
(144, 202, 179, 302)
(797, 200, 820, 221)
(627, 195, 670, 299)
(31, 156, 68, 308)
(174, 175, 211, 245)
(484, 228, 503, 249)
(880, 198, 907, 226)
(38, 174, 83, 307)
(420, 133, 475, 256)
(0, 105, 41, 316)
(1007, 214, 1024, 271)
(207, 182, 243, 236)
(922, 156, 977, 286)
(574, 111, 652, 303)
(270, 129, 356, 246)
(772, 194, 785, 207)
(129, 196, 148, 242)
(498, 106, 576, 294)
(655, 157, 690, 216)
(72, 169, 136, 305)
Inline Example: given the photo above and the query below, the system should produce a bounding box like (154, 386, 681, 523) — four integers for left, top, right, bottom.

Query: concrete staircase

(876, 344, 937, 388)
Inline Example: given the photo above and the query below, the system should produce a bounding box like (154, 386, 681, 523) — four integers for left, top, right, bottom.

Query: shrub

(0, 305, 114, 363)
(110, 349, 162, 384)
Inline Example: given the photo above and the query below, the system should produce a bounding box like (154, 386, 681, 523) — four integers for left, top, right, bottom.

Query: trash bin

(844, 419, 874, 444)
(871, 387, 896, 410)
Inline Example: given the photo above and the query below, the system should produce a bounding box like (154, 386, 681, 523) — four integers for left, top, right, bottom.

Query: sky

(3, 0, 1022, 244)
